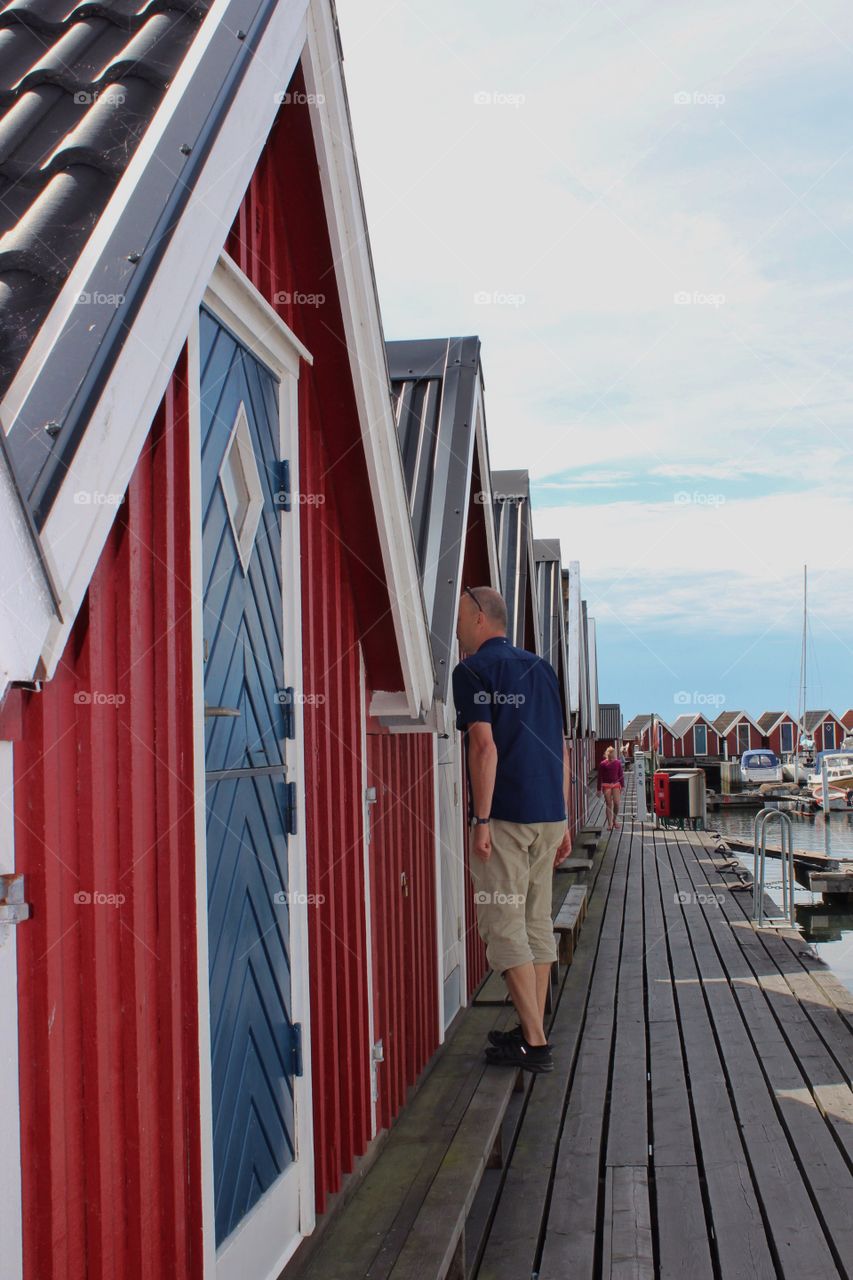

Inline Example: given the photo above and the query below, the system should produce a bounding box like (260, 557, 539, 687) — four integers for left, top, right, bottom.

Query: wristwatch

(472, 816, 490, 826)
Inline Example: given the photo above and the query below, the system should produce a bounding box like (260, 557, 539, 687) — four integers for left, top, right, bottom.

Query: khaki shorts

(469, 819, 566, 973)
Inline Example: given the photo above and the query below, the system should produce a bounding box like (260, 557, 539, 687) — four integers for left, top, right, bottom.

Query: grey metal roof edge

(533, 537, 561, 562)
(533, 541, 571, 733)
(491, 468, 537, 648)
(386, 335, 481, 380)
(4, 0, 283, 528)
(387, 335, 482, 707)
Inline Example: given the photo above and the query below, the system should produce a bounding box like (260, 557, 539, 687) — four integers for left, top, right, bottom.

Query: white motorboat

(809, 751, 853, 808)
(740, 749, 783, 785)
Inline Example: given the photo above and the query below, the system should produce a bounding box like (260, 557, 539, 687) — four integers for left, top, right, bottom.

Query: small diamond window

(220, 402, 264, 573)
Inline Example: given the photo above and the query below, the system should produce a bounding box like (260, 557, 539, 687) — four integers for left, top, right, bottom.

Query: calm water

(710, 806, 853, 994)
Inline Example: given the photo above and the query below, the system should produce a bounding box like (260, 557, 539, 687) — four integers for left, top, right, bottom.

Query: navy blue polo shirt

(452, 636, 566, 823)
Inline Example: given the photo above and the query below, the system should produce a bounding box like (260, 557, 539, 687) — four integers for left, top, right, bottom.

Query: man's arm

(467, 721, 497, 860)
(468, 721, 497, 815)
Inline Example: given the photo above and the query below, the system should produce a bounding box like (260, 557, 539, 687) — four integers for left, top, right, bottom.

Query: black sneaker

(484, 1039, 554, 1074)
(488, 1023, 553, 1050)
(487, 1023, 524, 1047)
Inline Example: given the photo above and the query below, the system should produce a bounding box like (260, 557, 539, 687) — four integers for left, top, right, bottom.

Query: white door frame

(188, 252, 315, 1279)
(0, 741, 23, 1280)
(436, 642, 468, 1031)
(360, 652, 378, 1138)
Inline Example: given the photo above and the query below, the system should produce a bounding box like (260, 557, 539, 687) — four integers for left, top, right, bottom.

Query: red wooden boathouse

(757, 711, 800, 758)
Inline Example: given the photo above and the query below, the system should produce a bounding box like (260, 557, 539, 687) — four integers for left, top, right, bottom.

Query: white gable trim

(0, 0, 311, 694)
(302, 0, 433, 719)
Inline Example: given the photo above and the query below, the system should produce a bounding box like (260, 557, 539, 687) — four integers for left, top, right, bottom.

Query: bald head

(456, 585, 507, 654)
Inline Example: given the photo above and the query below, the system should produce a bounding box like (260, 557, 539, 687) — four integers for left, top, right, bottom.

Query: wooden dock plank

(475, 826, 623, 1280)
(641, 829, 714, 1280)
(538, 823, 635, 1280)
(653, 1165, 714, 1280)
(602, 1166, 654, 1280)
(679, 834, 853, 1211)
(606, 827, 649, 1170)
(652, 828, 776, 1280)
(642, 832, 677, 1026)
(662, 831, 840, 1278)
(688, 836, 853, 1157)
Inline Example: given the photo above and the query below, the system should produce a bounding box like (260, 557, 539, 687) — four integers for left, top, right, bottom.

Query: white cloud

(337, 0, 853, 642)
(534, 490, 853, 633)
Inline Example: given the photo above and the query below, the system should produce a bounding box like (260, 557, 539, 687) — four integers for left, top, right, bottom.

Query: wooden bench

(554, 886, 587, 964)
(386, 1065, 521, 1280)
(556, 856, 593, 875)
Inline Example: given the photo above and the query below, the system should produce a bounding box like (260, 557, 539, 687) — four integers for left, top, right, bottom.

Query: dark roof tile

(0, 85, 71, 179)
(0, 0, 210, 399)
(106, 10, 201, 84)
(0, 269, 56, 392)
(0, 27, 52, 98)
(42, 77, 161, 175)
(13, 19, 135, 93)
(0, 0, 77, 32)
(0, 163, 112, 282)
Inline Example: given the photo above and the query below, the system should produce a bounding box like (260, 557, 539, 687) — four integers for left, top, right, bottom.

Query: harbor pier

(286, 779, 853, 1280)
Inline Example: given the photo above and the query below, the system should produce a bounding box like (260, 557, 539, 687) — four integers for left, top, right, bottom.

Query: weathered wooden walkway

(285, 780, 853, 1280)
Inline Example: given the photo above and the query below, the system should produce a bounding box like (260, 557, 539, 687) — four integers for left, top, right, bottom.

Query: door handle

(205, 705, 241, 717)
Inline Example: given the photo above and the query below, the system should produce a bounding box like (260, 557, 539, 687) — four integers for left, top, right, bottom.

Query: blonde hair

(604, 746, 616, 760)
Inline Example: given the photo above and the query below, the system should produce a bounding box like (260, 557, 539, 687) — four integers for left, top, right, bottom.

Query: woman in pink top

(598, 745, 625, 830)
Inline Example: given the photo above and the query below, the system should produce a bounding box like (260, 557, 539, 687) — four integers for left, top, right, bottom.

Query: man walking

(453, 585, 571, 1074)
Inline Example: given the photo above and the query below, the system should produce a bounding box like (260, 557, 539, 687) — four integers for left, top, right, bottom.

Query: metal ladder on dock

(751, 808, 796, 928)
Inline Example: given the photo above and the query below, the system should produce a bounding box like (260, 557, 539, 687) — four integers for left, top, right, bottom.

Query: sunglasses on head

(463, 585, 484, 613)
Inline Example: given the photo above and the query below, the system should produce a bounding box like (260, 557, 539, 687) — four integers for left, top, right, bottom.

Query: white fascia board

(524, 504, 542, 658)
(472, 382, 500, 591)
(587, 617, 598, 735)
(567, 561, 581, 717)
(0, 450, 55, 688)
(302, 0, 434, 721)
(2, 0, 310, 685)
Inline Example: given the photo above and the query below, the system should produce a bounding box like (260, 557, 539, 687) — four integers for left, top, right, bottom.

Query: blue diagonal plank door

(200, 307, 297, 1246)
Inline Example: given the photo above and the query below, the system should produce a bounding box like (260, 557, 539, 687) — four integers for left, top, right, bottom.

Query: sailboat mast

(800, 564, 807, 737)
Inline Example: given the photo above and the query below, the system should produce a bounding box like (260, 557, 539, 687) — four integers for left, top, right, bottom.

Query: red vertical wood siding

(223, 70, 441, 1211)
(298, 396, 372, 1212)
(366, 730, 437, 1132)
(12, 367, 202, 1280)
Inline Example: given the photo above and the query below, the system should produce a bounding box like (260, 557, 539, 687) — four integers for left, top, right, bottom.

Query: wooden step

(554, 886, 587, 964)
(387, 1066, 522, 1280)
(556, 856, 593, 874)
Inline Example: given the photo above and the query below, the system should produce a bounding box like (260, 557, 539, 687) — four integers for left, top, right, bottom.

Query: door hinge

(291, 1022, 303, 1077)
(285, 780, 298, 835)
(0, 874, 30, 925)
(279, 687, 296, 739)
(371, 1039, 383, 1102)
(365, 786, 377, 845)
(275, 459, 291, 512)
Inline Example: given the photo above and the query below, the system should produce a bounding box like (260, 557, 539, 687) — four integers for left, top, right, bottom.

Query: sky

(334, 0, 853, 721)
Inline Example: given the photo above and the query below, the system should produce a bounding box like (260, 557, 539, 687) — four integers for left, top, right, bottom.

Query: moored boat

(740, 749, 783, 785)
